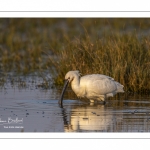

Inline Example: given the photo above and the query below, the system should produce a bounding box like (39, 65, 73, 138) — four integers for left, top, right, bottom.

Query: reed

(48, 32, 150, 93)
(0, 18, 150, 93)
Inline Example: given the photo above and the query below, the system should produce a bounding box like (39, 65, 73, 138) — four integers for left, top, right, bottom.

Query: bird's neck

(71, 76, 80, 94)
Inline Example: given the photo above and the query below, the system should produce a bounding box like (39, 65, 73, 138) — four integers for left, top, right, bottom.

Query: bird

(59, 70, 124, 106)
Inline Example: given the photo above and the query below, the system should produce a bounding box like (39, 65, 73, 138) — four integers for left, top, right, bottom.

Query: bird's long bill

(58, 79, 69, 106)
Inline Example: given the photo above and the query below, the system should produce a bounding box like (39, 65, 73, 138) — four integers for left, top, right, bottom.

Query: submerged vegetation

(0, 18, 150, 93)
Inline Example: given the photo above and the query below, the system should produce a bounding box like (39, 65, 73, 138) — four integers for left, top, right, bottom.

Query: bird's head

(58, 70, 82, 107)
(65, 70, 81, 83)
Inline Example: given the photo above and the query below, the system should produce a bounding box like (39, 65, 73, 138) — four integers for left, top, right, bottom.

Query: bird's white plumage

(65, 70, 124, 102)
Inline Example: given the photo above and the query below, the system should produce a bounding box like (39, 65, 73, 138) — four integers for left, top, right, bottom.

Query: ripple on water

(0, 76, 150, 132)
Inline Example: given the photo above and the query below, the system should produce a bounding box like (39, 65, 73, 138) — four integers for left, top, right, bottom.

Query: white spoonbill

(59, 70, 124, 105)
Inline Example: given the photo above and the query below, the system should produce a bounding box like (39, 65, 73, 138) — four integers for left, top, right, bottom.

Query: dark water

(0, 75, 150, 132)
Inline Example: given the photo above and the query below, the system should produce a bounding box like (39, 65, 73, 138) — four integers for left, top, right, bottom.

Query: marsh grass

(48, 31, 150, 93)
(0, 18, 150, 93)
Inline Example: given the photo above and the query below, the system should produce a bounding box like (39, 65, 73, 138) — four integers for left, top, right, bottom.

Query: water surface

(0, 75, 150, 132)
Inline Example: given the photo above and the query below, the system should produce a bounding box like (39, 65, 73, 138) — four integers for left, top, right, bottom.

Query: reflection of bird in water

(61, 107, 69, 126)
(62, 103, 113, 132)
(59, 70, 124, 106)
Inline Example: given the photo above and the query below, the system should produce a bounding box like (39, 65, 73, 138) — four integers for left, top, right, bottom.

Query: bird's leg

(103, 101, 106, 105)
(96, 100, 106, 105)
(90, 100, 95, 103)
(89, 100, 95, 106)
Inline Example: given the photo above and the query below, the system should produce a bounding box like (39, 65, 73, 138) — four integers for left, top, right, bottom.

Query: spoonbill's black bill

(58, 79, 69, 106)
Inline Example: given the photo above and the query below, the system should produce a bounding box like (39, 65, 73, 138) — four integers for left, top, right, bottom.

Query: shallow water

(0, 75, 150, 132)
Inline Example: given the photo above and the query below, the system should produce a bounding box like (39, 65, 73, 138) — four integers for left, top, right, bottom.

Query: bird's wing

(81, 74, 114, 81)
(81, 75, 117, 95)
(92, 78, 117, 94)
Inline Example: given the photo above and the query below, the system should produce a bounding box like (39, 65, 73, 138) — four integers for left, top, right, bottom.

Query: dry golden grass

(0, 18, 150, 93)
(48, 32, 150, 93)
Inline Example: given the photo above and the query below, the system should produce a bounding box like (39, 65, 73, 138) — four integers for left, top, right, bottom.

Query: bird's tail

(115, 81, 124, 93)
